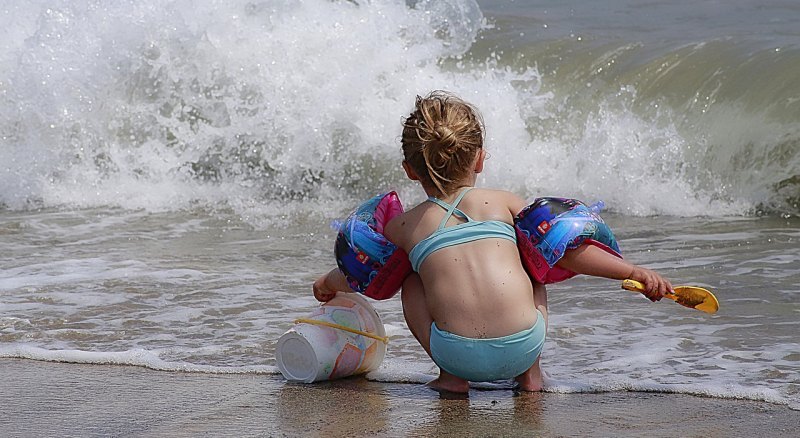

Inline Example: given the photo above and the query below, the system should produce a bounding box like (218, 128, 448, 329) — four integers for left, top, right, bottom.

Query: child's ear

(402, 160, 420, 181)
(474, 149, 486, 174)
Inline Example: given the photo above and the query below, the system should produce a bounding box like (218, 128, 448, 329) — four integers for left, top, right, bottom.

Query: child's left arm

(556, 244, 672, 301)
(505, 191, 530, 217)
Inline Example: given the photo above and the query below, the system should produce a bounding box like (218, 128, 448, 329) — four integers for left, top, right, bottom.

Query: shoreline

(2, 359, 798, 437)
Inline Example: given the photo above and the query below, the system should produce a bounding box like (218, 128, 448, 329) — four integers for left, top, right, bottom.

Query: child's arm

(556, 244, 672, 301)
(313, 268, 351, 302)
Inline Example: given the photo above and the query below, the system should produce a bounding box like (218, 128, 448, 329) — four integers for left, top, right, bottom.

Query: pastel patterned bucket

(275, 293, 387, 383)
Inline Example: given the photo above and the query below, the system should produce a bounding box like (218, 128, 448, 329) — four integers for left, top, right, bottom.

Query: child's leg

(401, 273, 469, 393)
(515, 282, 548, 391)
(533, 281, 549, 328)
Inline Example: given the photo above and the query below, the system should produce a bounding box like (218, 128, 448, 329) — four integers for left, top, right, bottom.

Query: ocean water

(1, 0, 798, 410)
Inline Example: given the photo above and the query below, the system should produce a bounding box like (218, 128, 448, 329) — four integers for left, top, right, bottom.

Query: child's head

(401, 91, 484, 196)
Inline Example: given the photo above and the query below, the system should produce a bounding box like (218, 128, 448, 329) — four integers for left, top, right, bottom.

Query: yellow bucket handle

(294, 317, 389, 344)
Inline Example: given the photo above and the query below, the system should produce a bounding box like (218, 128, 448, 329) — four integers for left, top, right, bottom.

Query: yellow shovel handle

(294, 318, 389, 344)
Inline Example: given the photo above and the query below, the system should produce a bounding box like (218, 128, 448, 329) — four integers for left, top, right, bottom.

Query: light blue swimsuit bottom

(429, 309, 546, 382)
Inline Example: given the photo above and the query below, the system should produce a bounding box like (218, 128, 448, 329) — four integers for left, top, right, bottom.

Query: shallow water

(1, 208, 798, 409)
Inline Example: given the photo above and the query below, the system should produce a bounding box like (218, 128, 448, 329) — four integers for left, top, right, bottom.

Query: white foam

(381, 322, 408, 338)
(0, 345, 279, 375)
(366, 358, 437, 384)
(0, 257, 206, 291)
(363, 357, 797, 409)
(1, 0, 778, 219)
(543, 374, 792, 408)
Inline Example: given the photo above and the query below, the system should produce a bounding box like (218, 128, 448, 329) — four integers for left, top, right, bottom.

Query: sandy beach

(2, 359, 797, 437)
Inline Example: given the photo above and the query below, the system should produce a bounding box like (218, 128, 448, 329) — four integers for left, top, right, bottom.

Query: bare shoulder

(386, 202, 435, 250)
(385, 208, 419, 248)
(474, 188, 528, 216)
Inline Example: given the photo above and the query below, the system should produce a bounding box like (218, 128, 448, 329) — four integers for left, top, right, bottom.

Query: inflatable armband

(334, 192, 411, 300)
(514, 197, 622, 284)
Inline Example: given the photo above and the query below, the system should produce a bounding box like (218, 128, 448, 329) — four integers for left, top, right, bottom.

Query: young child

(314, 91, 673, 393)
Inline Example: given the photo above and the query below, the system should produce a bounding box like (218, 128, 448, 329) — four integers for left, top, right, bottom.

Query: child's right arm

(312, 268, 351, 302)
(556, 244, 672, 301)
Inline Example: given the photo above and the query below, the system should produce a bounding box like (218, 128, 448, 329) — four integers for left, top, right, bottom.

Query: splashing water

(1, 0, 798, 223)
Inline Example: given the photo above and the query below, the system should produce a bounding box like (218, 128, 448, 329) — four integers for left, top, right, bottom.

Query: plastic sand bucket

(276, 292, 387, 383)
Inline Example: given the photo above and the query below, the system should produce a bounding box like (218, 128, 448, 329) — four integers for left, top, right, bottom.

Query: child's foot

(514, 375, 543, 392)
(427, 371, 469, 394)
(514, 365, 545, 392)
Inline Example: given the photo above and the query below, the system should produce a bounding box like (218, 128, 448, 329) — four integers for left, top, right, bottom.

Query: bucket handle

(294, 318, 389, 344)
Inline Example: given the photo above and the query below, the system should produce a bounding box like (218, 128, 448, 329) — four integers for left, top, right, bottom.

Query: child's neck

(422, 177, 477, 199)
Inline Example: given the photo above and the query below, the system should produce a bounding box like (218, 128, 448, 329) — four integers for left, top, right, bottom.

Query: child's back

(386, 187, 537, 339)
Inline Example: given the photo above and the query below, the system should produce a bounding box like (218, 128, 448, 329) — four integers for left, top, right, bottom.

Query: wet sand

(1, 359, 797, 437)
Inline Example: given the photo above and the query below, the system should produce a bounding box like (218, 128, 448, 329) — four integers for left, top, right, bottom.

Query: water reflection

(277, 377, 389, 437)
(411, 388, 546, 436)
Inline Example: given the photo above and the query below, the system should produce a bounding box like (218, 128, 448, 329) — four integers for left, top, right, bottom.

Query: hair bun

(433, 124, 457, 152)
(400, 90, 484, 196)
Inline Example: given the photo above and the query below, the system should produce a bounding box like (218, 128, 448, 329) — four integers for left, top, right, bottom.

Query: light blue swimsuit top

(408, 188, 517, 272)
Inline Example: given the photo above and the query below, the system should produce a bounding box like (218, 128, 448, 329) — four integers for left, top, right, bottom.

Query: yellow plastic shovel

(622, 279, 719, 314)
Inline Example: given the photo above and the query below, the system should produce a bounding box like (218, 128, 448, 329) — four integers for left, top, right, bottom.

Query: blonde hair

(401, 91, 484, 196)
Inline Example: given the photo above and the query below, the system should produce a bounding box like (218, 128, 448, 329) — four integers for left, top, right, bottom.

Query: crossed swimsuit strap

(427, 187, 474, 227)
(409, 187, 516, 272)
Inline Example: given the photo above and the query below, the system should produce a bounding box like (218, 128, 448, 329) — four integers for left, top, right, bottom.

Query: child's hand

(629, 266, 673, 302)
(313, 274, 337, 302)
(312, 268, 350, 302)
